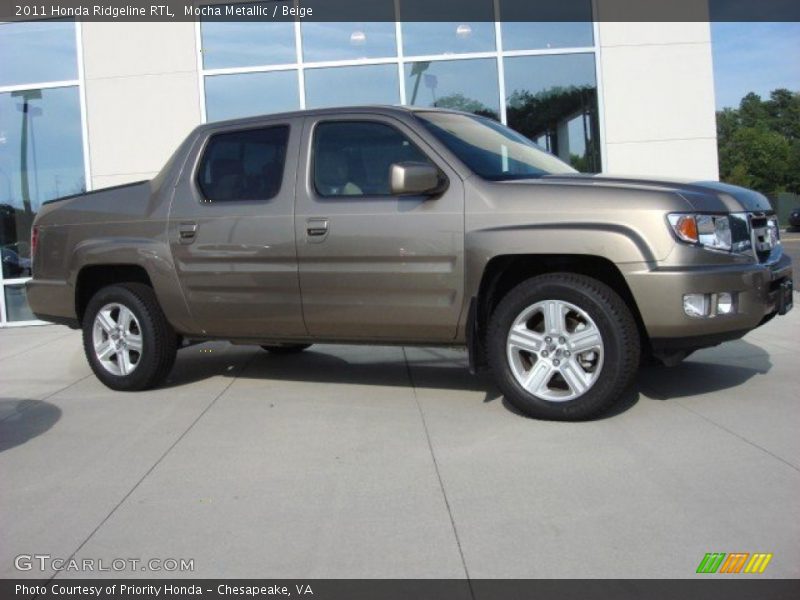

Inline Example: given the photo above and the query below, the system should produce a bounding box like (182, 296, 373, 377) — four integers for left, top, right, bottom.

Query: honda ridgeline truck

(27, 107, 794, 420)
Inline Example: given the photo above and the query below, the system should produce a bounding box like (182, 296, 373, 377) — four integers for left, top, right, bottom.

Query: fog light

(717, 292, 735, 315)
(683, 293, 709, 318)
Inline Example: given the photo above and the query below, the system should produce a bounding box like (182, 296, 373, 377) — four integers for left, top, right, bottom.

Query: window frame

(310, 119, 443, 199)
(193, 123, 292, 204)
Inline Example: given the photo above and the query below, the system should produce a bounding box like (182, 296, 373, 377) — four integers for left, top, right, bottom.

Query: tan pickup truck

(27, 106, 793, 420)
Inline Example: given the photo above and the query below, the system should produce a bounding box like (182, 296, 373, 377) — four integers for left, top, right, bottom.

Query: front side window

(417, 111, 576, 180)
(313, 121, 433, 197)
(197, 126, 289, 202)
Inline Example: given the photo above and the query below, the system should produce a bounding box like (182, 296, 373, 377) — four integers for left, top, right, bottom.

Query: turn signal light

(672, 215, 699, 243)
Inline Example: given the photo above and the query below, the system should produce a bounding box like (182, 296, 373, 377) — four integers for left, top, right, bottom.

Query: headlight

(667, 213, 752, 254)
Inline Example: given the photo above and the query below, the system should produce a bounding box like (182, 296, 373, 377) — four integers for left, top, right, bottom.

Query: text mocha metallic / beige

(27, 107, 793, 420)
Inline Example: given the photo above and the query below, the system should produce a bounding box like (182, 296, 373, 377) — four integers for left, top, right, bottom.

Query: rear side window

(197, 126, 289, 202)
(313, 121, 433, 197)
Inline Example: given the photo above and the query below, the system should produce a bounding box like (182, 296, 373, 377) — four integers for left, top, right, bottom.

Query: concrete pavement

(1, 305, 799, 579)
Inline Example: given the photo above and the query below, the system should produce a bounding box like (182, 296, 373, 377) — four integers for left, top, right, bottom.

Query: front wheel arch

(470, 254, 650, 370)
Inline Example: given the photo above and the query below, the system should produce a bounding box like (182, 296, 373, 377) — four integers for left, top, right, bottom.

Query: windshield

(416, 112, 577, 181)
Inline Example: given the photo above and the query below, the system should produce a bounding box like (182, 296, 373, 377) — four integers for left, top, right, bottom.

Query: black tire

(82, 283, 178, 391)
(487, 273, 640, 421)
(260, 343, 312, 355)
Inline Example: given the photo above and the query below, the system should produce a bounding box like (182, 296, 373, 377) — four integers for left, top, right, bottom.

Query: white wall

(81, 22, 202, 189)
(597, 21, 719, 180)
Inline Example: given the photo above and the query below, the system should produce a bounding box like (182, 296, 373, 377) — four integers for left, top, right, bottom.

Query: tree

(432, 93, 499, 121)
(717, 89, 800, 195)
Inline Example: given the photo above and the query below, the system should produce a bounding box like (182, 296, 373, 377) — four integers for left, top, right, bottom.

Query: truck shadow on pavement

(637, 339, 772, 401)
(0, 399, 62, 453)
(165, 344, 503, 400)
(163, 339, 772, 420)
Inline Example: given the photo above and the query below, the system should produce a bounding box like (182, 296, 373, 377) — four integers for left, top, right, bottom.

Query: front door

(168, 118, 305, 338)
(294, 114, 464, 341)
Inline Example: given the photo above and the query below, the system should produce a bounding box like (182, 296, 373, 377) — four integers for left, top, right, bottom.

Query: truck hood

(537, 174, 773, 213)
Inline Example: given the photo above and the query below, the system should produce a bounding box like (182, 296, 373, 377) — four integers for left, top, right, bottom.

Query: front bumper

(624, 252, 793, 350)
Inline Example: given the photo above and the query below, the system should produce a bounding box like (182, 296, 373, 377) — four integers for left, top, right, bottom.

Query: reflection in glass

(305, 65, 399, 109)
(401, 22, 496, 56)
(0, 86, 85, 280)
(4, 284, 36, 321)
(499, 0, 593, 50)
(200, 3, 296, 69)
(301, 0, 396, 62)
(400, 0, 495, 56)
(501, 22, 593, 51)
(0, 20, 78, 87)
(417, 112, 575, 180)
(205, 71, 300, 121)
(503, 54, 600, 172)
(405, 59, 500, 120)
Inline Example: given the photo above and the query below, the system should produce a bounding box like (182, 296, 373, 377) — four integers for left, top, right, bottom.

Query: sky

(711, 22, 800, 110)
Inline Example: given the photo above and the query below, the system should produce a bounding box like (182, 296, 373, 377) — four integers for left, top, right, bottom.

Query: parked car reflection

(1, 246, 32, 278)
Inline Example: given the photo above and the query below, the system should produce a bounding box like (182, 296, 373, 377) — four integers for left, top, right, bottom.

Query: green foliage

(432, 93, 499, 121)
(717, 89, 800, 194)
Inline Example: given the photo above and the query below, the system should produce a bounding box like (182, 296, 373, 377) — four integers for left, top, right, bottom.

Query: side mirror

(390, 162, 447, 196)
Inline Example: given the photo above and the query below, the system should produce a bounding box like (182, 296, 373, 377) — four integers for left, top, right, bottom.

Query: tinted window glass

(501, 22, 594, 51)
(204, 71, 300, 121)
(499, 0, 593, 50)
(504, 53, 600, 172)
(301, 0, 396, 62)
(313, 122, 432, 197)
(0, 20, 78, 87)
(305, 64, 400, 109)
(0, 86, 85, 279)
(4, 284, 36, 321)
(200, 2, 296, 69)
(417, 112, 575, 180)
(405, 59, 500, 119)
(400, 0, 495, 56)
(197, 127, 290, 202)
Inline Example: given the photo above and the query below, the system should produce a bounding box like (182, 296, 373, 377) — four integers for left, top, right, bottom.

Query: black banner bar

(1, 0, 800, 23)
(3, 579, 800, 600)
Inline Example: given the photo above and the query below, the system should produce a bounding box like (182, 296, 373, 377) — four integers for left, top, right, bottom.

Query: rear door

(294, 113, 464, 341)
(168, 118, 305, 338)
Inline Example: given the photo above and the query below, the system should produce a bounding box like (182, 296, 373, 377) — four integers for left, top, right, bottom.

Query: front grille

(749, 213, 779, 263)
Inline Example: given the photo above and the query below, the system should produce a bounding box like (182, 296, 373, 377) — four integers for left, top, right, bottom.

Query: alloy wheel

(506, 299, 604, 401)
(92, 303, 143, 376)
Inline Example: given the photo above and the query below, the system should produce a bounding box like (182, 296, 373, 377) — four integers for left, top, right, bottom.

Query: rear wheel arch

(75, 264, 153, 326)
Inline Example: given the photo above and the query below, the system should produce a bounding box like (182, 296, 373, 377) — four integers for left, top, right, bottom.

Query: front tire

(82, 283, 177, 391)
(487, 273, 640, 421)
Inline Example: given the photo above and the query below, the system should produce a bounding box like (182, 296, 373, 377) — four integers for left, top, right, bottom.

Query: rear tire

(487, 273, 640, 421)
(82, 283, 177, 391)
(260, 343, 312, 355)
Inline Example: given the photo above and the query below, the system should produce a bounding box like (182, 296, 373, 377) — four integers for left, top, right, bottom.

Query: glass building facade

(0, 19, 88, 326)
(0, 0, 603, 327)
(199, 0, 601, 171)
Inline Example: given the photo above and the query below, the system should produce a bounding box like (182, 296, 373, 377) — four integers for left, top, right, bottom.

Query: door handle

(306, 218, 329, 238)
(178, 222, 198, 244)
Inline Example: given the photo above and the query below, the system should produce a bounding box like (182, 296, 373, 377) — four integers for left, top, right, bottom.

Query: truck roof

(196, 105, 456, 132)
